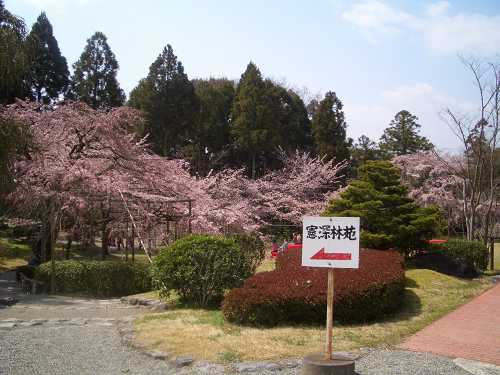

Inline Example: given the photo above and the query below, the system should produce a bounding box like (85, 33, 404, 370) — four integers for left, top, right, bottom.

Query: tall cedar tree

(256, 80, 313, 172)
(311, 91, 351, 162)
(70, 32, 125, 109)
(379, 110, 433, 156)
(189, 78, 235, 175)
(25, 12, 69, 103)
(231, 63, 309, 178)
(231, 62, 269, 179)
(129, 44, 198, 157)
(265, 81, 312, 154)
(231, 64, 312, 177)
(0, 0, 28, 104)
(324, 160, 442, 255)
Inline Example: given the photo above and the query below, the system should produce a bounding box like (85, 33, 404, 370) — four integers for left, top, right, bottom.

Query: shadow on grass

(383, 289, 422, 323)
(329, 288, 422, 329)
(405, 276, 419, 288)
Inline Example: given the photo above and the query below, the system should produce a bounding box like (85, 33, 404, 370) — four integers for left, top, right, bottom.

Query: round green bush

(222, 249, 406, 326)
(35, 260, 152, 297)
(152, 234, 258, 307)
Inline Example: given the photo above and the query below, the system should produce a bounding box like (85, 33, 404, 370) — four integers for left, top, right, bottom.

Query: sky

(8, 0, 500, 151)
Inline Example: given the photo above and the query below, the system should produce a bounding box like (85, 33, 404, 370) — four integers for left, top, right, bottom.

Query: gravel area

(0, 325, 172, 375)
(355, 350, 474, 375)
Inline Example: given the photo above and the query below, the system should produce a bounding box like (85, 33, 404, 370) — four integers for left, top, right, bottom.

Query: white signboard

(302, 216, 360, 268)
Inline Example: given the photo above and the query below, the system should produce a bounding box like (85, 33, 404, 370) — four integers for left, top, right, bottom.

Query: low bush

(152, 234, 258, 307)
(411, 239, 488, 278)
(223, 249, 405, 326)
(35, 260, 152, 297)
(442, 239, 488, 275)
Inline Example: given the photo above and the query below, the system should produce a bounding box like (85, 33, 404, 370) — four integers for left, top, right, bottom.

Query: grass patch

(495, 243, 500, 270)
(485, 243, 500, 275)
(134, 269, 491, 363)
(255, 258, 275, 273)
(217, 350, 241, 363)
(0, 235, 31, 272)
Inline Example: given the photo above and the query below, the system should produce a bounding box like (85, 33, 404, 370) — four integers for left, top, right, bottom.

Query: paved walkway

(400, 281, 500, 366)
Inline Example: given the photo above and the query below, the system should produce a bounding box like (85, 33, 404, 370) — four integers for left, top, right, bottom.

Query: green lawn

(0, 235, 31, 272)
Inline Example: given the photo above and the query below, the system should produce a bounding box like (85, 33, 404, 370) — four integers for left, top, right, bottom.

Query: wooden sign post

(325, 268, 334, 360)
(300, 216, 360, 375)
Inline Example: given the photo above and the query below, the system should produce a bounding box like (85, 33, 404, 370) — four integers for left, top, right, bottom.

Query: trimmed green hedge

(223, 249, 406, 326)
(152, 234, 262, 307)
(35, 260, 152, 297)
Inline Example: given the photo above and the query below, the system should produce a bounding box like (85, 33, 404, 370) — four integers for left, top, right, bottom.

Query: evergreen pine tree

(0, 0, 28, 104)
(311, 91, 351, 162)
(25, 12, 69, 103)
(379, 110, 433, 156)
(69, 32, 125, 109)
(324, 160, 442, 255)
(128, 44, 199, 156)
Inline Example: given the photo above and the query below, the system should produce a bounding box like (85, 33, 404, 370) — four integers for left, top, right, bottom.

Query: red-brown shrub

(222, 249, 405, 325)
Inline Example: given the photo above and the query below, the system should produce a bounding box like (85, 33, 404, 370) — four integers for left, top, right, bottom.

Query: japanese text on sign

(305, 225, 357, 241)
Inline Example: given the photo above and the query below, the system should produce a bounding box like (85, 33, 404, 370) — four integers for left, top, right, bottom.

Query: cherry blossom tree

(440, 57, 500, 242)
(393, 151, 500, 239)
(393, 152, 463, 234)
(2, 100, 347, 263)
(201, 150, 347, 229)
(2, 100, 194, 261)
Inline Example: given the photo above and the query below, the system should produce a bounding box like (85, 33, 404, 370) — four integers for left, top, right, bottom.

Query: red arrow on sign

(310, 247, 352, 260)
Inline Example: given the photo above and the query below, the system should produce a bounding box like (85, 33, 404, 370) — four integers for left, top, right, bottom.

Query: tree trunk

(65, 236, 72, 260)
(490, 239, 495, 271)
(101, 223, 110, 260)
(40, 222, 47, 263)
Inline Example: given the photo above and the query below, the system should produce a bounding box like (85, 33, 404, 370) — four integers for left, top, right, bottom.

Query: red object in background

(427, 239, 447, 244)
(271, 243, 302, 258)
(271, 243, 278, 258)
